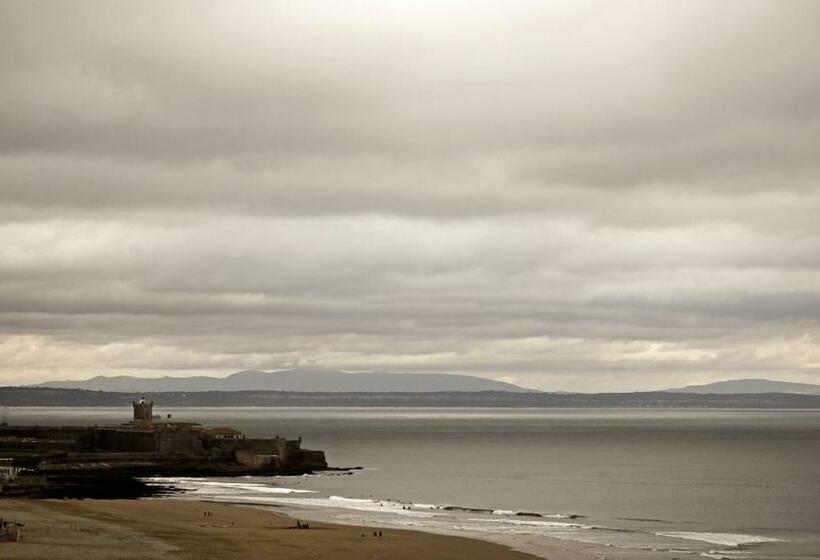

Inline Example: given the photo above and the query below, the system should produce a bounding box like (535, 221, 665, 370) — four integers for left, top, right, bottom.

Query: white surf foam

(146, 477, 316, 494)
(657, 531, 781, 547)
(469, 517, 590, 530)
(491, 509, 577, 519)
(148, 477, 786, 559)
(187, 492, 438, 518)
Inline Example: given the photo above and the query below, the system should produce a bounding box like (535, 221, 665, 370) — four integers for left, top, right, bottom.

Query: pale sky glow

(0, 1, 818, 391)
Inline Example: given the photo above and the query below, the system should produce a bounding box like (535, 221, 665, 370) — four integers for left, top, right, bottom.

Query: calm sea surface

(9, 407, 820, 560)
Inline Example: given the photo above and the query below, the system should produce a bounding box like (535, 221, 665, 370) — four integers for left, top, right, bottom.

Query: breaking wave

(146, 477, 316, 494)
(656, 531, 782, 548)
(146, 477, 786, 560)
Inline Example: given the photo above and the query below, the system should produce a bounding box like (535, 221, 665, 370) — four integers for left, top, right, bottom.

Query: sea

(9, 407, 820, 560)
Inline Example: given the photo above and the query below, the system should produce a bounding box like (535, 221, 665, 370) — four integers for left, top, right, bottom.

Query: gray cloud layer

(1, 1, 818, 390)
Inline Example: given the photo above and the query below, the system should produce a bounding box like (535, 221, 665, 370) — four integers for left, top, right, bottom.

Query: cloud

(0, 0, 818, 389)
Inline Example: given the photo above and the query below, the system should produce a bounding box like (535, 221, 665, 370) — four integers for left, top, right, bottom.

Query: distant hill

(667, 378, 820, 395)
(35, 368, 532, 393)
(3, 387, 820, 408)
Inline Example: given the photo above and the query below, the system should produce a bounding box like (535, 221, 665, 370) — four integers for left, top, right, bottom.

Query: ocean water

(10, 407, 820, 559)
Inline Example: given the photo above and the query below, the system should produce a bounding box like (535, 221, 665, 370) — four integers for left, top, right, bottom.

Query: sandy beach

(0, 499, 593, 560)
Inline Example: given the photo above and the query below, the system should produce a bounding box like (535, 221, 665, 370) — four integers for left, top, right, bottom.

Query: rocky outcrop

(0, 406, 328, 498)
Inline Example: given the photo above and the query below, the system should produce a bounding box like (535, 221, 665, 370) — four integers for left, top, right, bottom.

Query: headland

(0, 400, 327, 498)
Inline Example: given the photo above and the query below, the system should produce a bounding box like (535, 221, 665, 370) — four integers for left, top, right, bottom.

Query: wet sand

(0, 498, 590, 559)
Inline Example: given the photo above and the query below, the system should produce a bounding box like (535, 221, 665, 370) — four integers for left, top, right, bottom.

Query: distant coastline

(2, 386, 818, 408)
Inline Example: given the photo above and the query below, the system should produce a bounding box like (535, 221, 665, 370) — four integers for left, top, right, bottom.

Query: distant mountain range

(35, 368, 532, 393)
(667, 378, 820, 395)
(32, 372, 820, 395)
(9, 374, 820, 408)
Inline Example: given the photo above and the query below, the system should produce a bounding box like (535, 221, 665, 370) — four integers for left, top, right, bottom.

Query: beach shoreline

(235, 499, 602, 560)
(0, 498, 595, 560)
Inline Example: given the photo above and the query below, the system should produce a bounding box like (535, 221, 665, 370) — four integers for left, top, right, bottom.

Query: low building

(200, 427, 243, 440)
(0, 458, 19, 482)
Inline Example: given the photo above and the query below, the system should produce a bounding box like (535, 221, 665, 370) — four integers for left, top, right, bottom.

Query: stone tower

(132, 398, 154, 425)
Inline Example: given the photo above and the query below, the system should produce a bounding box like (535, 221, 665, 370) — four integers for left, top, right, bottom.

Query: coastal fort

(0, 400, 326, 497)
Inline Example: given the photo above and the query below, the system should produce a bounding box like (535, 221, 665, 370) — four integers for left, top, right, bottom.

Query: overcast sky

(1, 1, 818, 391)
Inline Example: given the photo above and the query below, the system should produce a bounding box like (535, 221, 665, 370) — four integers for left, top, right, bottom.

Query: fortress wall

(92, 429, 118, 450)
(299, 449, 327, 469)
(111, 430, 156, 453)
(235, 450, 282, 469)
(0, 438, 76, 451)
(240, 437, 289, 463)
(0, 426, 90, 444)
(156, 430, 204, 456)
